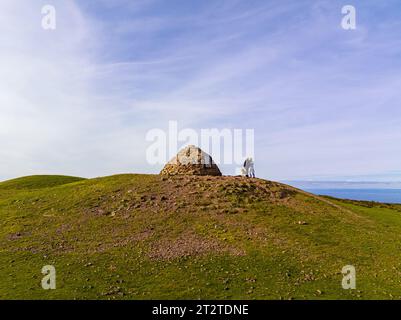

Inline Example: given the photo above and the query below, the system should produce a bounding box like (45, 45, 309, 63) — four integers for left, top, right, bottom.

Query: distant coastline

(284, 181, 401, 204)
(284, 180, 401, 190)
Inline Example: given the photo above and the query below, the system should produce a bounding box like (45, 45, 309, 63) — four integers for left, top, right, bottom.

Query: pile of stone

(160, 145, 222, 176)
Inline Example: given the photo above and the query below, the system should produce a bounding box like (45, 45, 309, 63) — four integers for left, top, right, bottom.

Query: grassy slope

(1, 174, 401, 300)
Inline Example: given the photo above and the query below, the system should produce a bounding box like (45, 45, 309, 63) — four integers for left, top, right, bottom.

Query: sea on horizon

(303, 188, 401, 204)
(284, 181, 401, 204)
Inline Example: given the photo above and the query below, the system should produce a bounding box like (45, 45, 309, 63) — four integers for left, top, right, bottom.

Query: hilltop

(1, 174, 401, 299)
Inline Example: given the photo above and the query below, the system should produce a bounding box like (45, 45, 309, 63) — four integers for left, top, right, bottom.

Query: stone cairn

(160, 145, 222, 176)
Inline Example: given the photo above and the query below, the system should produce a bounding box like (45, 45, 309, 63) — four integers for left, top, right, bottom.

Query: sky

(1, 0, 401, 183)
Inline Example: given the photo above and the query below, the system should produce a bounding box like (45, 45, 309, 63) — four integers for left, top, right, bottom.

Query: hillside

(0, 175, 85, 191)
(1, 174, 401, 299)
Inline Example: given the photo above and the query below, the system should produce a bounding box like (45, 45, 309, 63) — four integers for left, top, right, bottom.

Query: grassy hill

(0, 175, 85, 191)
(1, 174, 401, 300)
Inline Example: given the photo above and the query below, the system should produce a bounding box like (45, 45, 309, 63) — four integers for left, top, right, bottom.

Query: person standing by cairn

(248, 157, 255, 178)
(241, 157, 255, 178)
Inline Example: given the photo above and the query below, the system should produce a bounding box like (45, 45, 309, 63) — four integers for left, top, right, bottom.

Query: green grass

(1, 174, 401, 300)
(0, 175, 85, 191)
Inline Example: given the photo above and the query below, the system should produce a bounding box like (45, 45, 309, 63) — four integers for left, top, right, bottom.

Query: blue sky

(1, 0, 401, 182)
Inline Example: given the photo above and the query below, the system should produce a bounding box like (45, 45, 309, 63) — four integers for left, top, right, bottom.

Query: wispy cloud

(1, 0, 401, 181)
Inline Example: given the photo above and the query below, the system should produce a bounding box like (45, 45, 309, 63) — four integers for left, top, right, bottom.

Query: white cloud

(1, 0, 401, 182)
